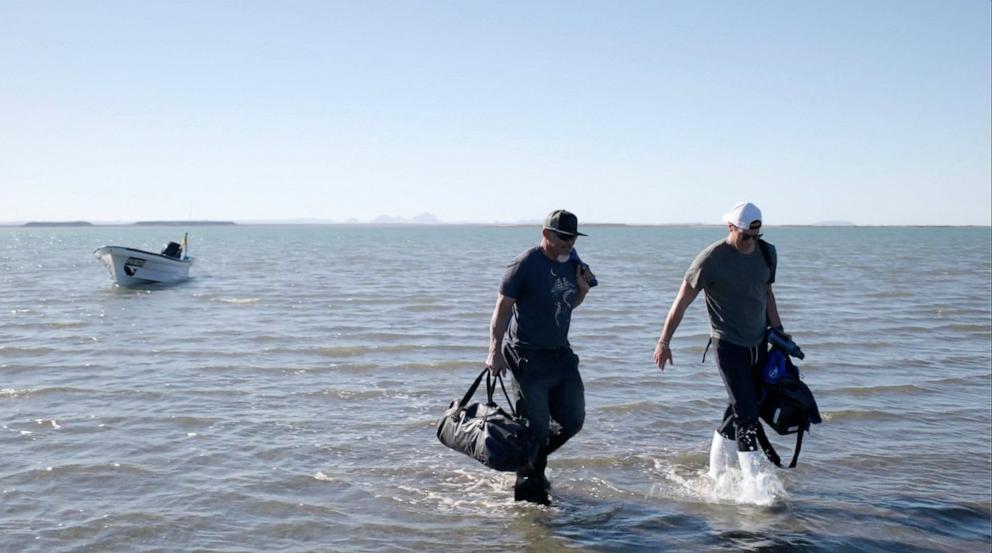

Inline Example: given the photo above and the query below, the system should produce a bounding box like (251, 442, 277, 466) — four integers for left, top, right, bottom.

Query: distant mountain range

(370, 212, 440, 224)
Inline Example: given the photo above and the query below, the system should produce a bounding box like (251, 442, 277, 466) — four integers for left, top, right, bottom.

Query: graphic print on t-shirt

(549, 266, 576, 329)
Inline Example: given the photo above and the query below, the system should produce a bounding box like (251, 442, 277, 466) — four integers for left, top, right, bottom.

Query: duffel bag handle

(458, 369, 519, 418)
(485, 372, 518, 418)
(456, 369, 490, 409)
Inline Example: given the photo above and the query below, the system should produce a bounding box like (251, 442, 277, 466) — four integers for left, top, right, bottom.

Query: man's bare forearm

(766, 285, 783, 329)
(658, 280, 699, 345)
(489, 295, 515, 353)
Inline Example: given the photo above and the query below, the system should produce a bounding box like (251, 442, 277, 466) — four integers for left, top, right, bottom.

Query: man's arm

(765, 284, 784, 332)
(653, 279, 701, 370)
(485, 294, 516, 376)
(572, 264, 594, 308)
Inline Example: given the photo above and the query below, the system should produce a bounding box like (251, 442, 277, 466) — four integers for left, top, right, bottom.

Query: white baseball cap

(723, 202, 762, 229)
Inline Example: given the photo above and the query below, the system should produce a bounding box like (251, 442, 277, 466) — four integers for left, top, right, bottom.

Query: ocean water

(1, 224, 989, 553)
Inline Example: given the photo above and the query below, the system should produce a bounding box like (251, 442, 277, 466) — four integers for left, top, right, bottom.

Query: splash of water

(708, 435, 787, 506)
(648, 439, 788, 507)
(708, 463, 787, 506)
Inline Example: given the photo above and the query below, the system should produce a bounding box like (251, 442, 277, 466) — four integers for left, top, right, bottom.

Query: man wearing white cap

(652, 202, 786, 483)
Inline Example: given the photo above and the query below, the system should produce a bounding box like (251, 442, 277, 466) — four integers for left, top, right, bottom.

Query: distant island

(21, 220, 235, 227)
(23, 221, 94, 227)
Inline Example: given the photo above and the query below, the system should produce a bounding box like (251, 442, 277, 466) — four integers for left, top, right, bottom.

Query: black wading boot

(513, 474, 550, 506)
(513, 454, 550, 506)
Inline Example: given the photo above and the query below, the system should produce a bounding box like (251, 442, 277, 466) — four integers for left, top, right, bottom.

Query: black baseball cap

(543, 209, 587, 236)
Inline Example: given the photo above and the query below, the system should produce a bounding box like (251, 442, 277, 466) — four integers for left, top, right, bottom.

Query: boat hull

(95, 246, 193, 287)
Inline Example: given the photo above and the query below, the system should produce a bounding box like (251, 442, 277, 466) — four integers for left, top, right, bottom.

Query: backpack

(756, 349, 822, 468)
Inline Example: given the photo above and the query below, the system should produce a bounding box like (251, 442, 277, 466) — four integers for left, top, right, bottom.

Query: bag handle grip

(457, 368, 519, 418)
(486, 372, 518, 418)
(457, 369, 489, 408)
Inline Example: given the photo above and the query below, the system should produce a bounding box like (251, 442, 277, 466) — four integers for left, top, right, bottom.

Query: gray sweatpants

(502, 344, 585, 476)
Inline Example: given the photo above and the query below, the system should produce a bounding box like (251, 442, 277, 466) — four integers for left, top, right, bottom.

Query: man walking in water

(653, 202, 786, 483)
(487, 209, 595, 505)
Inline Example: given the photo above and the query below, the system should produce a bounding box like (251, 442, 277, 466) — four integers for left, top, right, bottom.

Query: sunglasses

(740, 231, 763, 242)
(553, 231, 578, 242)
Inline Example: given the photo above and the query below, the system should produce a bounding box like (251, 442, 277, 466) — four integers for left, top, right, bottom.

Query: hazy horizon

(4, 213, 988, 228)
(3, 2, 990, 226)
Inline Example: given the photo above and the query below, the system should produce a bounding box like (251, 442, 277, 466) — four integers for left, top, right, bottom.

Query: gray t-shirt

(685, 239, 777, 347)
(500, 247, 579, 349)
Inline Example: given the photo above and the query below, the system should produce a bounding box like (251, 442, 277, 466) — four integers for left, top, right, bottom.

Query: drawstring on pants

(702, 338, 763, 367)
(748, 344, 760, 366)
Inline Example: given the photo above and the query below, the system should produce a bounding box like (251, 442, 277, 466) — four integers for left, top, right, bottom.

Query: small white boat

(95, 234, 194, 287)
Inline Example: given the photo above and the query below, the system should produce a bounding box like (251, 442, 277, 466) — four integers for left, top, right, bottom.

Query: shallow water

(1, 225, 990, 552)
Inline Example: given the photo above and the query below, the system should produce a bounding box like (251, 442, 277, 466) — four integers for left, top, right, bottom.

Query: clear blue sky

(2, 1, 989, 225)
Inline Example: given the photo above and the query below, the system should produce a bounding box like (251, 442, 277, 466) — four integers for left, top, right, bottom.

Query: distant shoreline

(16, 221, 237, 228)
(1, 220, 988, 229)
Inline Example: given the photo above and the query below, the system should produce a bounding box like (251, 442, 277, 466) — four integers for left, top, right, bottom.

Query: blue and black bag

(756, 349, 822, 468)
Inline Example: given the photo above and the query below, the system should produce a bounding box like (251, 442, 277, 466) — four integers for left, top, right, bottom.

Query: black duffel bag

(436, 368, 534, 472)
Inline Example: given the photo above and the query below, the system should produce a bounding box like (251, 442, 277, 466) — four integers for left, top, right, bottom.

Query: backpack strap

(758, 239, 775, 284)
(787, 417, 808, 468)
(755, 424, 782, 467)
(700, 337, 713, 363)
(755, 418, 808, 469)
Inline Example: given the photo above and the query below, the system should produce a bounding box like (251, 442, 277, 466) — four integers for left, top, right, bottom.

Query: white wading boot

(736, 448, 785, 505)
(707, 431, 739, 480)
(737, 449, 767, 481)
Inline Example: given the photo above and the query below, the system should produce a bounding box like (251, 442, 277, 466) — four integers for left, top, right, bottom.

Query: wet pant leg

(546, 350, 585, 456)
(714, 339, 766, 452)
(503, 345, 585, 477)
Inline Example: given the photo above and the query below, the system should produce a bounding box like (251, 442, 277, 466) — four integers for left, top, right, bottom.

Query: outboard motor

(161, 241, 183, 259)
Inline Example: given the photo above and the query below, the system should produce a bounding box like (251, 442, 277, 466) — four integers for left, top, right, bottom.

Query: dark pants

(714, 338, 767, 452)
(502, 344, 585, 478)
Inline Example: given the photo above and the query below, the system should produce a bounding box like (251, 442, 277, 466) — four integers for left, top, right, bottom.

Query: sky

(1, 1, 990, 226)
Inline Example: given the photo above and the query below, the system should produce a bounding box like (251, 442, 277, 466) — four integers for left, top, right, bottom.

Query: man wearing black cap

(486, 209, 596, 505)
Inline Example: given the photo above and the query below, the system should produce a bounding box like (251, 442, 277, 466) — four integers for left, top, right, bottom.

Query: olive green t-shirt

(685, 239, 777, 347)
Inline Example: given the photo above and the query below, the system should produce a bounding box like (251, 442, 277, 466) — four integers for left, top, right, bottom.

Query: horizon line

(3, 219, 991, 229)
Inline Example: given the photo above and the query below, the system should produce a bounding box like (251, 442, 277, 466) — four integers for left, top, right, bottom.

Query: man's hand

(576, 264, 594, 294)
(653, 342, 673, 370)
(486, 348, 508, 377)
(771, 324, 792, 340)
